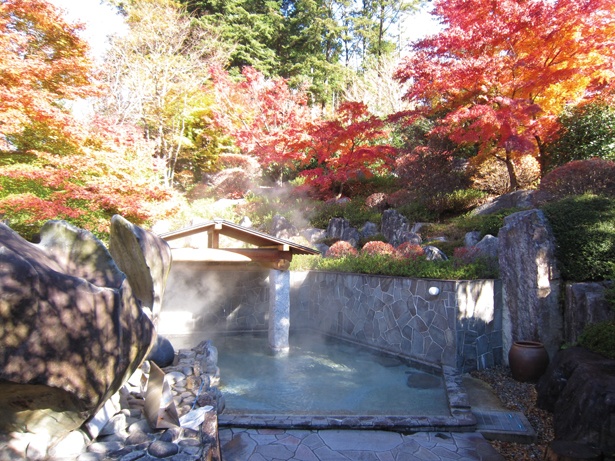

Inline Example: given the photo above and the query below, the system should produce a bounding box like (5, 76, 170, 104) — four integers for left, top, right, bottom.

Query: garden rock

(536, 347, 615, 454)
(564, 281, 615, 344)
(475, 235, 499, 260)
(238, 216, 253, 228)
(271, 214, 298, 239)
(381, 209, 421, 247)
(423, 245, 448, 261)
(326, 217, 351, 240)
(147, 335, 176, 368)
(471, 189, 537, 216)
(302, 228, 326, 244)
(314, 243, 329, 256)
(464, 231, 481, 247)
(498, 209, 562, 360)
(109, 214, 172, 325)
(0, 219, 157, 454)
(360, 221, 379, 240)
(381, 209, 409, 247)
(342, 226, 361, 247)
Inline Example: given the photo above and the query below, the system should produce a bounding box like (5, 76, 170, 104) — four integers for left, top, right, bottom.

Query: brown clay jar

(508, 340, 549, 382)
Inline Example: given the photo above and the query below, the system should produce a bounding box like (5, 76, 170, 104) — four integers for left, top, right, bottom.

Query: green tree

(354, 0, 419, 60)
(186, 0, 283, 75)
(546, 98, 615, 171)
(276, 0, 350, 106)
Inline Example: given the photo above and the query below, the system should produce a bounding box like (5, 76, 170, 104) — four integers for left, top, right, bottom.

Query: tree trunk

(505, 150, 519, 192)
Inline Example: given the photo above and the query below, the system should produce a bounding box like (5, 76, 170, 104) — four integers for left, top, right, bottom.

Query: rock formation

(498, 209, 562, 360)
(536, 347, 615, 454)
(0, 217, 171, 456)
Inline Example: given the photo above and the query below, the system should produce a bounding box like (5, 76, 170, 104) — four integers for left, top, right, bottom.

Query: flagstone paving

(219, 428, 505, 461)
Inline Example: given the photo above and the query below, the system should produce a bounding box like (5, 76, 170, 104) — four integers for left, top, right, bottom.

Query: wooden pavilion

(158, 218, 319, 270)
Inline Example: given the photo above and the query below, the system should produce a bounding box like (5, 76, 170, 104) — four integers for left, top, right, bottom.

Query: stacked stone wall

(160, 265, 503, 372)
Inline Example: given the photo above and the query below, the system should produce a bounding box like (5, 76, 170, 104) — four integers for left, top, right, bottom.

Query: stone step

(473, 410, 537, 444)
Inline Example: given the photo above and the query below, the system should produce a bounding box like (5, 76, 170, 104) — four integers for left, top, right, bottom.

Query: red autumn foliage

(453, 246, 480, 264)
(361, 241, 396, 257)
(539, 159, 615, 200)
(396, 242, 425, 260)
(0, 0, 96, 148)
(210, 66, 313, 170)
(325, 240, 358, 258)
(395, 146, 468, 197)
(395, 0, 615, 189)
(296, 102, 397, 198)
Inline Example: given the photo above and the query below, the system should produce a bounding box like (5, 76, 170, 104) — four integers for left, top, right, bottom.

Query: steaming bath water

(207, 332, 450, 416)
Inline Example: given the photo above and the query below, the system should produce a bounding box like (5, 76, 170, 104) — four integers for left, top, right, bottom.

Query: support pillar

(268, 269, 290, 354)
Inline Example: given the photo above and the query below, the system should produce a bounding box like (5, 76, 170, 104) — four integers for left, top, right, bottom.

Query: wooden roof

(158, 219, 319, 269)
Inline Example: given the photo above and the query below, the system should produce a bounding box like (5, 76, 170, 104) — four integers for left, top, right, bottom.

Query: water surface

(208, 333, 450, 416)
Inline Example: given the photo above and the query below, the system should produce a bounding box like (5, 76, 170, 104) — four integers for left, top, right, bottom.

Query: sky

(48, 0, 128, 60)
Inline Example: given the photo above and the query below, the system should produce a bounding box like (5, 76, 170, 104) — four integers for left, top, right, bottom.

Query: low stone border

(217, 363, 476, 433)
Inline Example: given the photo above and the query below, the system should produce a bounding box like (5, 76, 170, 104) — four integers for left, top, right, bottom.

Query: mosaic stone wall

(159, 265, 502, 372)
(290, 272, 503, 372)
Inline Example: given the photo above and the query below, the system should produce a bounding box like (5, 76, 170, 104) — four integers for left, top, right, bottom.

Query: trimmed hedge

(542, 194, 615, 282)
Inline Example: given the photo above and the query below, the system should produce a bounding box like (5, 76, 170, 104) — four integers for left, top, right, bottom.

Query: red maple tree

(395, 0, 615, 191)
(296, 101, 397, 198)
(210, 66, 314, 176)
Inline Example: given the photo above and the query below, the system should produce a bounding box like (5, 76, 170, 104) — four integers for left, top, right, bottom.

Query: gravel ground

(471, 366, 554, 461)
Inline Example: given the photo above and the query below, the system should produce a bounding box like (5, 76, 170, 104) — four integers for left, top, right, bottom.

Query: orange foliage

(396, 0, 615, 188)
(0, 0, 96, 146)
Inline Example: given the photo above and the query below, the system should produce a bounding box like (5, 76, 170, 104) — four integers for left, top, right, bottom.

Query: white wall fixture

(428, 286, 440, 296)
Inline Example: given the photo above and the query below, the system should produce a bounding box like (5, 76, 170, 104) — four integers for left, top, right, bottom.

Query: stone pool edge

(217, 365, 477, 433)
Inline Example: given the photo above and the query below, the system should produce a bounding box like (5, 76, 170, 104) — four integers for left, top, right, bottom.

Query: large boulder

(109, 215, 172, 325)
(564, 281, 615, 344)
(0, 219, 165, 455)
(498, 209, 562, 360)
(471, 190, 537, 216)
(381, 209, 421, 247)
(536, 347, 615, 454)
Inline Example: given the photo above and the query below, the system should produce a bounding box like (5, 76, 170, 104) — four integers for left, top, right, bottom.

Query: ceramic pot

(508, 340, 549, 382)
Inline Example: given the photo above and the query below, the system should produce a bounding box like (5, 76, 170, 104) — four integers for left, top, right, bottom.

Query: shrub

(364, 192, 388, 210)
(546, 99, 615, 170)
(325, 241, 358, 258)
(469, 154, 540, 195)
(395, 200, 438, 223)
(453, 246, 480, 264)
(209, 168, 252, 199)
(539, 159, 615, 201)
(394, 147, 469, 197)
(396, 242, 425, 260)
(315, 253, 498, 279)
(452, 207, 521, 238)
(361, 241, 396, 256)
(217, 153, 260, 176)
(578, 320, 615, 359)
(423, 189, 489, 216)
(542, 194, 615, 281)
(309, 199, 381, 229)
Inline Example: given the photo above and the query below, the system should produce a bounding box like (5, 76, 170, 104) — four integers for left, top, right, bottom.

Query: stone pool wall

(160, 264, 503, 372)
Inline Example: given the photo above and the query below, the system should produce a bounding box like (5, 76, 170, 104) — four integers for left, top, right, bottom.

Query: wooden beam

(225, 248, 292, 262)
(208, 230, 219, 249)
(171, 247, 292, 264)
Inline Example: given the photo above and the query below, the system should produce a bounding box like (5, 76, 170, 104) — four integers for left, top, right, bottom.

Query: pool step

(473, 410, 537, 444)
